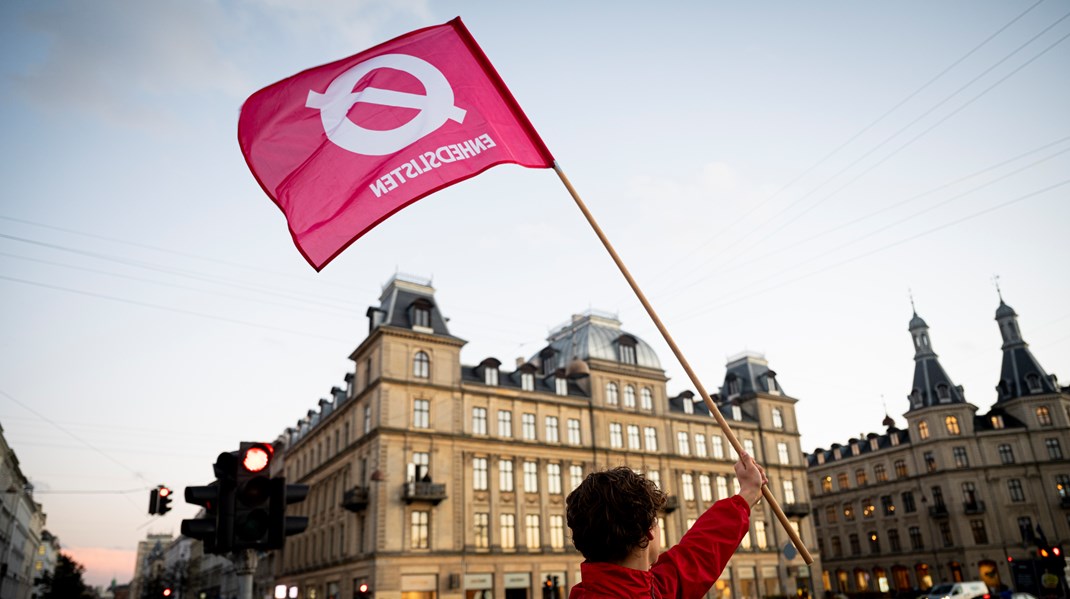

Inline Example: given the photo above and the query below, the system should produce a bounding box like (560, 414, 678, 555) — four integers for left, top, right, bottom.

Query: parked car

(925, 582, 991, 599)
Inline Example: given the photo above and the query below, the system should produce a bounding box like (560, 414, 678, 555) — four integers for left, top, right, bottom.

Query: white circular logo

(306, 53, 467, 156)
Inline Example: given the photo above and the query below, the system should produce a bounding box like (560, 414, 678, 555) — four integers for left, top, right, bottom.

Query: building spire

(906, 306, 964, 412)
(994, 292, 1055, 401)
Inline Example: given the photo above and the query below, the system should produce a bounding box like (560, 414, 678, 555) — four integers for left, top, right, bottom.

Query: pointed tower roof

(994, 295, 1056, 401)
(906, 307, 966, 412)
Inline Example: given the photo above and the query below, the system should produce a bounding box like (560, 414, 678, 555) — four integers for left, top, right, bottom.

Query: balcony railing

(402, 481, 448, 505)
(963, 500, 986, 515)
(662, 495, 679, 513)
(928, 504, 949, 518)
(341, 486, 369, 512)
(782, 502, 811, 518)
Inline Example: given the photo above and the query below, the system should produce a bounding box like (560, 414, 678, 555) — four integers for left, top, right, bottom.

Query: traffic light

(232, 442, 275, 550)
(543, 576, 553, 599)
(269, 477, 309, 547)
(355, 581, 371, 599)
(162, 588, 172, 597)
(182, 451, 238, 555)
(148, 487, 160, 515)
(157, 486, 173, 515)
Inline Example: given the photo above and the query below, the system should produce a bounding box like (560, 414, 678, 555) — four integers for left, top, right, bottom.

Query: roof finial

(993, 274, 1004, 303)
(909, 288, 917, 314)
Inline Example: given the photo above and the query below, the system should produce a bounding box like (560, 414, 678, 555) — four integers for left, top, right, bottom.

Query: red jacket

(569, 494, 750, 599)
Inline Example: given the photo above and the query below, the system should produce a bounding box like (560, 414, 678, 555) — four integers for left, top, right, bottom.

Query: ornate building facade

(273, 274, 817, 599)
(806, 296, 1070, 596)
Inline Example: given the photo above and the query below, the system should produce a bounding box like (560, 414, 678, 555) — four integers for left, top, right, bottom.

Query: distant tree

(38, 553, 94, 599)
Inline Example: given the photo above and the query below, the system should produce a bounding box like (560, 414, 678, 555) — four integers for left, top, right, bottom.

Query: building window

(473, 458, 488, 491)
(991, 415, 1005, 429)
(413, 351, 430, 378)
(862, 498, 875, 518)
(888, 528, 901, 552)
(545, 416, 559, 443)
(521, 371, 534, 391)
(837, 473, 849, 490)
(700, 475, 713, 502)
(908, 526, 924, 550)
(967, 520, 988, 545)
(924, 451, 937, 472)
(874, 464, 888, 482)
(683, 398, 694, 414)
(567, 419, 581, 445)
(932, 486, 945, 508)
(550, 515, 565, 549)
(570, 465, 584, 491)
(624, 385, 636, 408)
(945, 415, 960, 435)
(411, 511, 429, 549)
(555, 376, 568, 396)
(610, 423, 623, 448)
(822, 476, 833, 493)
(856, 469, 867, 486)
(499, 460, 514, 492)
(648, 470, 661, 490)
(1018, 517, 1034, 544)
(890, 433, 900, 446)
(639, 426, 655, 451)
(717, 476, 729, 500)
(778, 443, 790, 465)
(677, 431, 690, 455)
(870, 437, 879, 451)
(1026, 374, 1042, 392)
(484, 367, 498, 386)
(412, 303, 431, 328)
(364, 405, 371, 435)
(522, 413, 536, 440)
(843, 503, 855, 521)
(1046, 438, 1063, 460)
(743, 438, 755, 456)
(523, 461, 538, 493)
(894, 460, 908, 478)
(498, 411, 512, 437)
(712, 436, 724, 459)
(472, 407, 487, 435)
(783, 480, 796, 504)
(756, 521, 768, 549)
(831, 536, 842, 558)
(918, 421, 930, 439)
(619, 341, 637, 364)
(772, 407, 784, 429)
(868, 531, 880, 554)
(682, 473, 695, 501)
(849, 534, 861, 554)
(881, 495, 895, 516)
(936, 384, 950, 402)
(825, 505, 838, 523)
(1007, 479, 1025, 502)
(474, 512, 489, 549)
(939, 521, 953, 547)
(1056, 475, 1070, 498)
(641, 387, 653, 410)
(500, 514, 516, 550)
(413, 399, 430, 429)
(547, 463, 562, 494)
(695, 434, 707, 457)
(1037, 406, 1052, 426)
(606, 382, 619, 405)
(731, 405, 742, 420)
(953, 447, 969, 468)
(525, 514, 541, 549)
(621, 425, 638, 450)
(998, 444, 1015, 464)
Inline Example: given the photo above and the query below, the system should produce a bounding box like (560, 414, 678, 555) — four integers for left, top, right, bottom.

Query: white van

(925, 581, 990, 599)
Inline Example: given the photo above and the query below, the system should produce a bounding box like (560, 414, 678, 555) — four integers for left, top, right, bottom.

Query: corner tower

(906, 309, 965, 411)
(994, 295, 1057, 401)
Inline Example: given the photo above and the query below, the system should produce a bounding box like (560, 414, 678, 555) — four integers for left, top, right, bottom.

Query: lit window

(894, 460, 907, 478)
(918, 421, 929, 439)
(874, 464, 887, 482)
(843, 503, 855, 520)
(624, 385, 636, 408)
(640, 387, 653, 410)
(1037, 406, 1053, 426)
(821, 476, 832, 493)
(500, 514, 516, 550)
(945, 416, 960, 435)
(413, 351, 430, 378)
(413, 399, 430, 429)
(605, 383, 619, 405)
(991, 415, 1005, 429)
(411, 511, 429, 549)
(549, 515, 565, 549)
(474, 513, 489, 549)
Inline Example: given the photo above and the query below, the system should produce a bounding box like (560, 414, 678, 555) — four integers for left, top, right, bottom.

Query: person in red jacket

(566, 453, 767, 598)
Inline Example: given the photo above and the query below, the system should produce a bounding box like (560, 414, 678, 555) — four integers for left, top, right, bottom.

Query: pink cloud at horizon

(65, 546, 135, 588)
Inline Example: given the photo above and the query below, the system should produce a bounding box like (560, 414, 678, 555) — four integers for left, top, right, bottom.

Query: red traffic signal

(358, 583, 369, 593)
(1054, 546, 1062, 557)
(242, 444, 273, 473)
(163, 589, 172, 597)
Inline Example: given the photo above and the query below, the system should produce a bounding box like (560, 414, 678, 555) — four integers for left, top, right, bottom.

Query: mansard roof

(534, 310, 662, 371)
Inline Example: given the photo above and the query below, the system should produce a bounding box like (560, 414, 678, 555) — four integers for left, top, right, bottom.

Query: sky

(1, 0, 1068, 588)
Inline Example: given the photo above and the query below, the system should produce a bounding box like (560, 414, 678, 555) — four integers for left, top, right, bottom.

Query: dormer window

(869, 438, 879, 451)
(731, 405, 742, 420)
(683, 399, 694, 415)
(910, 389, 921, 408)
(521, 372, 534, 392)
(540, 349, 557, 376)
(1026, 373, 1042, 393)
(485, 368, 498, 386)
(410, 299, 432, 330)
(850, 443, 860, 456)
(890, 433, 900, 446)
(990, 415, 1005, 429)
(555, 376, 568, 396)
(618, 336, 637, 365)
(727, 375, 741, 397)
(936, 384, 950, 402)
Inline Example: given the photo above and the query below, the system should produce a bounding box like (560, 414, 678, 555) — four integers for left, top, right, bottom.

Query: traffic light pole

(236, 549, 257, 599)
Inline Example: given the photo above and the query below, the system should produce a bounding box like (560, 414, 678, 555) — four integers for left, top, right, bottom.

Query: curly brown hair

(565, 467, 666, 563)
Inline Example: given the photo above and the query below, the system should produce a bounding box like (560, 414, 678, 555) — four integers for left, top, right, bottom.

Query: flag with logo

(238, 17, 554, 270)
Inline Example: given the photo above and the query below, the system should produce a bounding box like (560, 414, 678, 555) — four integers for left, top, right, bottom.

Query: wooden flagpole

(553, 162, 814, 565)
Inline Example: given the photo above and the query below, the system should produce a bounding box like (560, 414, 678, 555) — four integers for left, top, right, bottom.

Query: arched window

(623, 385, 636, 408)
(413, 351, 430, 378)
(640, 387, 653, 410)
(918, 421, 929, 440)
(605, 382, 619, 405)
(945, 416, 960, 435)
(1036, 406, 1052, 426)
(894, 460, 908, 478)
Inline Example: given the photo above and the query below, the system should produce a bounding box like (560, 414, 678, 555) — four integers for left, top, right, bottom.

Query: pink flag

(238, 18, 554, 270)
